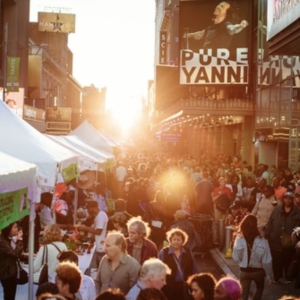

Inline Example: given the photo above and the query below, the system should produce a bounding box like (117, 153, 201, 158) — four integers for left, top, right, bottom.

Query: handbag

(33, 245, 49, 285)
(281, 232, 297, 248)
(215, 193, 231, 213)
(172, 254, 193, 300)
(17, 260, 28, 285)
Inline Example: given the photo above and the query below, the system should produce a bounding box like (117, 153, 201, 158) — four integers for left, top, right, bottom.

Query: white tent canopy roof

(0, 151, 38, 202)
(0, 101, 79, 189)
(70, 120, 116, 153)
(45, 134, 106, 172)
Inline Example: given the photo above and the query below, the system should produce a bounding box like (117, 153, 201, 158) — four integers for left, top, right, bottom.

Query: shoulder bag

(33, 245, 49, 285)
(172, 253, 193, 300)
(17, 260, 28, 285)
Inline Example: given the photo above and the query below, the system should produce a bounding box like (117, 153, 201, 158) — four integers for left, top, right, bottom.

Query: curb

(209, 248, 238, 279)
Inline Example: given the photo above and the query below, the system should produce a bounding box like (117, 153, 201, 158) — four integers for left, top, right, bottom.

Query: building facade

(152, 0, 300, 171)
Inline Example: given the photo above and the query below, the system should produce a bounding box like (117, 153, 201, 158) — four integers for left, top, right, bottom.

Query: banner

(179, 1, 251, 85)
(6, 57, 20, 92)
(0, 188, 29, 231)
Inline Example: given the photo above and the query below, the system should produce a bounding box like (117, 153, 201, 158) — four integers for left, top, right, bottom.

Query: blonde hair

(43, 224, 62, 243)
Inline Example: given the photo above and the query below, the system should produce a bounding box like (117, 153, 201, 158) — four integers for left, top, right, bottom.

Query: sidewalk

(210, 248, 300, 300)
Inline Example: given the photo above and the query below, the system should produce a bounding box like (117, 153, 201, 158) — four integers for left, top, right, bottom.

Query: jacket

(0, 235, 23, 280)
(265, 204, 300, 252)
(126, 237, 158, 265)
(232, 235, 273, 279)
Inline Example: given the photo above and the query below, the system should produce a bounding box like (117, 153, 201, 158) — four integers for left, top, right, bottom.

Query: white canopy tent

(99, 129, 123, 147)
(0, 100, 79, 190)
(64, 135, 116, 169)
(45, 134, 106, 172)
(0, 151, 38, 300)
(0, 100, 80, 300)
(71, 120, 116, 153)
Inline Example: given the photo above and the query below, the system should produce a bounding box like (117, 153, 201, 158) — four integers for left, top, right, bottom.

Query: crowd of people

(1, 148, 300, 300)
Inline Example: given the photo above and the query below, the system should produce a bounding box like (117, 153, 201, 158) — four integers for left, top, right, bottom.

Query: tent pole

(28, 202, 35, 300)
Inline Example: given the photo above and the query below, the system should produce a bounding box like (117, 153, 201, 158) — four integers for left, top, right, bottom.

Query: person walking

(264, 191, 300, 284)
(187, 273, 217, 300)
(232, 214, 273, 300)
(159, 228, 198, 300)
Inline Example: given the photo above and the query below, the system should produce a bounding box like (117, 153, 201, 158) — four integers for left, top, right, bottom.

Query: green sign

(6, 57, 20, 92)
(62, 163, 80, 183)
(0, 188, 29, 231)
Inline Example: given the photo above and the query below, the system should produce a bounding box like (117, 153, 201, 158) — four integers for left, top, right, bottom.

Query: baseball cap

(284, 191, 295, 199)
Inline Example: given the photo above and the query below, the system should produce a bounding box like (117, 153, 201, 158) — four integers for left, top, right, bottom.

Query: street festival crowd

(3, 148, 300, 300)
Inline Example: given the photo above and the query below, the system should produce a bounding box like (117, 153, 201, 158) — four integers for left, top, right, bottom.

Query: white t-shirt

(93, 210, 108, 253)
(115, 166, 127, 181)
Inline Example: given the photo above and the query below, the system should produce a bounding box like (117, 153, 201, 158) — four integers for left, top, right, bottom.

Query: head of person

(283, 191, 295, 208)
(139, 258, 171, 290)
(214, 276, 242, 300)
(1, 221, 19, 239)
(154, 189, 165, 204)
(57, 250, 79, 266)
(114, 198, 127, 212)
(43, 224, 62, 243)
(104, 231, 127, 259)
(111, 212, 128, 230)
(36, 192, 53, 212)
(295, 193, 300, 207)
(127, 216, 151, 243)
(36, 293, 66, 300)
(165, 228, 188, 251)
(36, 282, 59, 298)
(257, 177, 267, 188)
(238, 214, 260, 240)
(94, 288, 126, 300)
(137, 288, 168, 300)
(245, 176, 255, 188)
(262, 184, 275, 199)
(231, 175, 240, 186)
(86, 200, 99, 217)
(272, 176, 281, 188)
(187, 273, 217, 300)
(55, 261, 82, 296)
(174, 209, 187, 221)
(219, 177, 227, 187)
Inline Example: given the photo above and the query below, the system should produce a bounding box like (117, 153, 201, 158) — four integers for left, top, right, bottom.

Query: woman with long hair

(232, 214, 273, 300)
(0, 221, 23, 300)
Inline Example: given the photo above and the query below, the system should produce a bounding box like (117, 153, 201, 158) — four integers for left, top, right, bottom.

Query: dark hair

(57, 250, 79, 264)
(1, 222, 17, 239)
(137, 288, 168, 300)
(36, 282, 59, 297)
(238, 214, 260, 245)
(264, 184, 275, 195)
(187, 273, 217, 300)
(94, 288, 126, 300)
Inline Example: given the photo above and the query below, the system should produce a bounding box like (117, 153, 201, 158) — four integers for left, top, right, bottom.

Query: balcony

(156, 98, 255, 124)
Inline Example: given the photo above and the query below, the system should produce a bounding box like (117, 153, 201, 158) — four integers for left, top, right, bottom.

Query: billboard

(38, 12, 76, 33)
(179, 1, 251, 85)
(267, 0, 300, 41)
(1, 88, 25, 117)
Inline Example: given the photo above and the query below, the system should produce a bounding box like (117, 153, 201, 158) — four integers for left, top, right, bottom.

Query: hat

(284, 191, 295, 199)
(86, 200, 98, 209)
(40, 192, 53, 208)
(77, 170, 96, 190)
(174, 210, 187, 219)
(230, 201, 242, 210)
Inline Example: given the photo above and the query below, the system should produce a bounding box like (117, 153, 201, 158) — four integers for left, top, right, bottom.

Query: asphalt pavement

(210, 247, 300, 300)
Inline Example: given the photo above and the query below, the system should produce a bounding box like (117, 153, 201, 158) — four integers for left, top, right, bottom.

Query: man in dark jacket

(265, 191, 300, 283)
